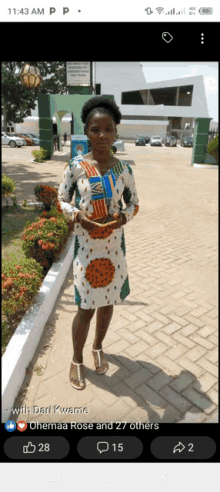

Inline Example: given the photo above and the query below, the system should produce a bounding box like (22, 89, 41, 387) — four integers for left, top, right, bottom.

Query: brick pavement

(5, 144, 218, 424)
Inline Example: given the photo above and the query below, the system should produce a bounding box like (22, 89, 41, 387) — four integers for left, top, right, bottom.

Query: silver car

(150, 136, 163, 146)
(1, 132, 25, 148)
(111, 139, 125, 153)
(165, 136, 177, 147)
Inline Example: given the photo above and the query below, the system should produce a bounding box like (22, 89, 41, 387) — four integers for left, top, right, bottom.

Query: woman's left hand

(108, 213, 127, 230)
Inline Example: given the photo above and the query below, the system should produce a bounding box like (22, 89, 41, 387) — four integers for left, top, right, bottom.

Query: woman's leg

(72, 307, 95, 363)
(93, 305, 114, 350)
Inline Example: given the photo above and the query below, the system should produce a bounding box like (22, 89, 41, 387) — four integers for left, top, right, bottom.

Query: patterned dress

(58, 155, 139, 309)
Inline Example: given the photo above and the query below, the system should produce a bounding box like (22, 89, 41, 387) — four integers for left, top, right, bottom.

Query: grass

(2, 204, 42, 355)
(2, 205, 41, 263)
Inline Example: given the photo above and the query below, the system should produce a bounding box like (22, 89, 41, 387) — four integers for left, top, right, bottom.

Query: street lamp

(19, 62, 42, 89)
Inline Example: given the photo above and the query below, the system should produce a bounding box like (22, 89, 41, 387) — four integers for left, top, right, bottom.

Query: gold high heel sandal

(92, 349, 109, 375)
(69, 359, 86, 390)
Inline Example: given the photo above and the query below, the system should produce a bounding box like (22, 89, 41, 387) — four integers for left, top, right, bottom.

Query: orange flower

(42, 211, 47, 216)
(2, 278, 14, 289)
(38, 240, 43, 245)
(38, 231, 42, 236)
(50, 217, 57, 223)
(47, 232, 53, 237)
(30, 235, 35, 240)
(15, 265, 21, 269)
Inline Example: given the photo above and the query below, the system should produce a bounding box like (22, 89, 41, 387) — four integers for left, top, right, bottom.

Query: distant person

(63, 132, 67, 146)
(58, 96, 139, 390)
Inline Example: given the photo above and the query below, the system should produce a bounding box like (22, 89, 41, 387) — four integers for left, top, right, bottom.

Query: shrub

(32, 147, 50, 163)
(34, 184, 58, 210)
(2, 257, 43, 319)
(22, 206, 69, 272)
(2, 174, 16, 197)
(207, 135, 218, 163)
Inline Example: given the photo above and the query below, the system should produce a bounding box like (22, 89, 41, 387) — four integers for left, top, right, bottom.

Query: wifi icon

(156, 7, 164, 13)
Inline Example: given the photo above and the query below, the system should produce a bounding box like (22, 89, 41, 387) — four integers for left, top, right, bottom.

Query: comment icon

(97, 441, 109, 454)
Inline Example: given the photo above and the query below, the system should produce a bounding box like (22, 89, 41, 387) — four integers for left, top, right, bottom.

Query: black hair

(81, 96, 122, 130)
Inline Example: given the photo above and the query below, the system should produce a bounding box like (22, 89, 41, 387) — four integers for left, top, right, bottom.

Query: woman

(58, 96, 139, 390)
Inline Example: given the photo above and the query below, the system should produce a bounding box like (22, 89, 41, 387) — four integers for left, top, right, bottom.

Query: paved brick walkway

(4, 144, 218, 424)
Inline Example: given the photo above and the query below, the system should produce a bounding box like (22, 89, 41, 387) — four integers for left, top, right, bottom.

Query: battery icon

(199, 7, 213, 14)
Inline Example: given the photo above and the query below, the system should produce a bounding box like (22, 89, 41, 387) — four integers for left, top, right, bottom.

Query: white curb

(2, 232, 75, 423)
(192, 164, 218, 169)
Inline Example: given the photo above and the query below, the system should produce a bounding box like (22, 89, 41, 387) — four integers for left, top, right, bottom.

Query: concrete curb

(2, 232, 75, 422)
(192, 164, 218, 169)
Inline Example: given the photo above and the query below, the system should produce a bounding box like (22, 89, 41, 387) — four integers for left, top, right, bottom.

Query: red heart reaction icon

(17, 420, 28, 432)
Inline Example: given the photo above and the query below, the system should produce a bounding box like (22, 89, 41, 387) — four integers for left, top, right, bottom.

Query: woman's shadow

(85, 354, 214, 423)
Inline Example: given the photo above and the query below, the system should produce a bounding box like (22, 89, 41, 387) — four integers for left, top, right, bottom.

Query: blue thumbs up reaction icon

(5, 420, 16, 432)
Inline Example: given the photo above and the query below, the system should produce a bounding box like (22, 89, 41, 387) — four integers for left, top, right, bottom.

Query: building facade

(13, 63, 210, 141)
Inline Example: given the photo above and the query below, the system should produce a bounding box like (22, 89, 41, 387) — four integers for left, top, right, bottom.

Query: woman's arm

(121, 165, 139, 223)
(57, 162, 80, 221)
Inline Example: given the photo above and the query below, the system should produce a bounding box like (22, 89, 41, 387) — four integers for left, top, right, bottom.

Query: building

(13, 63, 211, 141)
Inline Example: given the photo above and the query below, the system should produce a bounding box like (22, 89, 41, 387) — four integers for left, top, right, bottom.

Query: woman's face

(86, 112, 116, 154)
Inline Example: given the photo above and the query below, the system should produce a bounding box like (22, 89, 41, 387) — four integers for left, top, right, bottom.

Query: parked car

(150, 136, 163, 146)
(111, 139, 125, 153)
(15, 133, 35, 146)
(181, 136, 194, 147)
(135, 137, 146, 146)
(1, 132, 25, 148)
(24, 133, 40, 145)
(143, 137, 150, 144)
(165, 136, 177, 147)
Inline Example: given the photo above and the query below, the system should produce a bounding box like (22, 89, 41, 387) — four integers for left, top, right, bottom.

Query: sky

(141, 62, 218, 123)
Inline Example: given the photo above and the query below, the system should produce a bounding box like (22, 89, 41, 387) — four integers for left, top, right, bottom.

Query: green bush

(207, 135, 218, 163)
(2, 174, 16, 197)
(2, 257, 43, 319)
(32, 147, 50, 163)
(22, 206, 69, 271)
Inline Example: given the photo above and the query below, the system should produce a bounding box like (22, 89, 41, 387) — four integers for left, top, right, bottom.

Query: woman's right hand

(77, 211, 106, 232)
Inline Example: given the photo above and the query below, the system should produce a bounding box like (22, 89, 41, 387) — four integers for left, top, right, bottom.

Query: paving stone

(193, 372, 218, 394)
(176, 408, 207, 423)
(147, 371, 172, 392)
(160, 386, 192, 412)
(169, 371, 196, 393)
(124, 368, 152, 390)
(185, 345, 207, 362)
(125, 341, 150, 358)
(197, 325, 216, 338)
(182, 387, 216, 414)
(145, 342, 169, 360)
(164, 344, 188, 361)
(163, 322, 182, 335)
(197, 358, 218, 378)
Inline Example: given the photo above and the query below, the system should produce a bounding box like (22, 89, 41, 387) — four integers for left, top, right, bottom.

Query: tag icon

(162, 32, 173, 43)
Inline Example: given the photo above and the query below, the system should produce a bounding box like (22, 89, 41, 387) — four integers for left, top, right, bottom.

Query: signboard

(66, 62, 92, 86)
(71, 135, 88, 158)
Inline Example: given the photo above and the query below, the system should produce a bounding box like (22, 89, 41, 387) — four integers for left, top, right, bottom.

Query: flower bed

(2, 184, 74, 354)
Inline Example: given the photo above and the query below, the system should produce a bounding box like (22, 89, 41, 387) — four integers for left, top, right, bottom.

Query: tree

(1, 62, 67, 131)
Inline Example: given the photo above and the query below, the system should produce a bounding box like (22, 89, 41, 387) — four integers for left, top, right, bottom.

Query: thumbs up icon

(23, 441, 36, 454)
